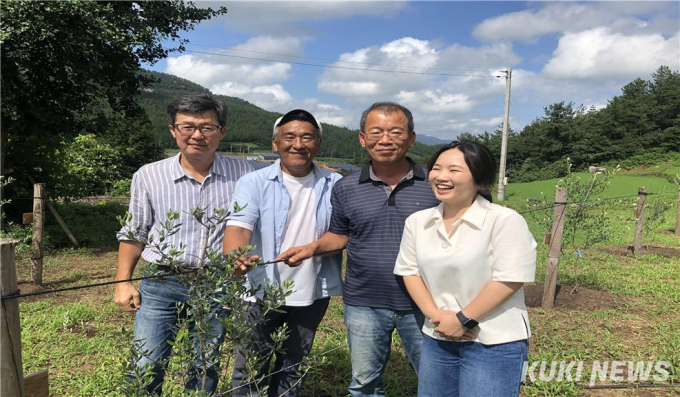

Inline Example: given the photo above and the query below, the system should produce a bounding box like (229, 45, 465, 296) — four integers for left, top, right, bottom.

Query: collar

(426, 195, 491, 230)
(171, 153, 223, 181)
(170, 153, 186, 181)
(209, 154, 228, 177)
(266, 159, 332, 182)
(358, 157, 425, 183)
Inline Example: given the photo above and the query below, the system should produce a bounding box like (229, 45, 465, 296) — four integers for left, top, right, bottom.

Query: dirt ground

(599, 245, 680, 258)
(524, 283, 626, 310)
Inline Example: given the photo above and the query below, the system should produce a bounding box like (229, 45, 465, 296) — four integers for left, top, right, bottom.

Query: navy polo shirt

(329, 158, 440, 310)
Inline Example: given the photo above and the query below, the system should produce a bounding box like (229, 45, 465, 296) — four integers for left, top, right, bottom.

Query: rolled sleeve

(117, 171, 153, 242)
(394, 215, 420, 277)
(491, 212, 537, 283)
(226, 175, 260, 227)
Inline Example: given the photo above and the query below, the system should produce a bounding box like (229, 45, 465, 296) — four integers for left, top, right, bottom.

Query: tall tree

(1, 1, 227, 198)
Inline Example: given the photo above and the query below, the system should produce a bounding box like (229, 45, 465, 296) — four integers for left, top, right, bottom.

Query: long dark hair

(427, 141, 496, 203)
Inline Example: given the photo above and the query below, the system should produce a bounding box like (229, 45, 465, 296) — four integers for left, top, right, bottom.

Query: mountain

(416, 134, 449, 146)
(139, 70, 438, 164)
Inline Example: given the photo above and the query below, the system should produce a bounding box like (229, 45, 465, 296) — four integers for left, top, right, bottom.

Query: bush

(110, 179, 132, 197)
(54, 134, 123, 198)
(606, 149, 674, 169)
(0, 222, 33, 258)
(45, 201, 127, 249)
(508, 157, 570, 183)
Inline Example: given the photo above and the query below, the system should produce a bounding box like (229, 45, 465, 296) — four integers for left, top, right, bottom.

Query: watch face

(465, 319, 479, 329)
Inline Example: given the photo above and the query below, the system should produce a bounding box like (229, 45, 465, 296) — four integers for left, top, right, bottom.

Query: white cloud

(315, 37, 524, 139)
(318, 37, 439, 97)
(166, 53, 291, 88)
(212, 82, 293, 111)
(472, 2, 677, 42)
(318, 81, 381, 96)
(318, 37, 521, 99)
(396, 90, 474, 114)
(164, 36, 308, 112)
(543, 28, 680, 80)
(294, 100, 354, 129)
(165, 36, 304, 88)
(207, 1, 408, 35)
(231, 36, 304, 58)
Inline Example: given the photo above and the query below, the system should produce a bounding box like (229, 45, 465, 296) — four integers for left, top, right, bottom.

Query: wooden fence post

(542, 187, 568, 310)
(24, 369, 49, 397)
(24, 175, 80, 248)
(1, 238, 25, 397)
(633, 187, 647, 253)
(675, 185, 680, 235)
(31, 183, 45, 285)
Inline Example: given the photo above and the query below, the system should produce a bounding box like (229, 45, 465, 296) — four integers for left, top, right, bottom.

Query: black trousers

(231, 297, 331, 397)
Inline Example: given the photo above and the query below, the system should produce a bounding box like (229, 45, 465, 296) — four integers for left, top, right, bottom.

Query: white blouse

(394, 195, 537, 345)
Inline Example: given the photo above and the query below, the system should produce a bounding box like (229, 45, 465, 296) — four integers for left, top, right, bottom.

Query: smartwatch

(456, 311, 479, 329)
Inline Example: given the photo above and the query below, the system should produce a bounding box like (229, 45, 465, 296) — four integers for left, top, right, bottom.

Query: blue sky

(146, 1, 679, 141)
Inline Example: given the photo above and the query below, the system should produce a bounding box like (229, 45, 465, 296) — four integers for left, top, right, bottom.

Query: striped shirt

(117, 153, 253, 267)
(329, 158, 440, 310)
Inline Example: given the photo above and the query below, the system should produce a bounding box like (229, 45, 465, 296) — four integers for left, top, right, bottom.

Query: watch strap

(456, 311, 479, 329)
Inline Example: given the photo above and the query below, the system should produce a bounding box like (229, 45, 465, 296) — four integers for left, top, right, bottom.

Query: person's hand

(233, 254, 259, 276)
(431, 309, 466, 339)
(460, 327, 478, 341)
(114, 282, 141, 312)
(275, 244, 315, 267)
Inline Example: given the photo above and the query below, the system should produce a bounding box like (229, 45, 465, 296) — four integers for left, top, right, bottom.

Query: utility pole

(497, 68, 512, 201)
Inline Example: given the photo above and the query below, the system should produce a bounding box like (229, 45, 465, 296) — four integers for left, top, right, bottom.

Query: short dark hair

(167, 94, 228, 126)
(427, 141, 496, 203)
(359, 102, 414, 133)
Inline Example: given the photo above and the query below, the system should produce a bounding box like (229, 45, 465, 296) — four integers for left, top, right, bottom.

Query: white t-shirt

(394, 195, 537, 345)
(276, 171, 321, 306)
(229, 170, 321, 306)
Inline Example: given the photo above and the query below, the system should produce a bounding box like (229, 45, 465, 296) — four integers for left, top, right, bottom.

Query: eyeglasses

(362, 130, 410, 142)
(173, 124, 222, 136)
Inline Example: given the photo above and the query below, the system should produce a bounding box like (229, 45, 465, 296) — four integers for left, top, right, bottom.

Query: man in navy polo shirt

(277, 102, 440, 396)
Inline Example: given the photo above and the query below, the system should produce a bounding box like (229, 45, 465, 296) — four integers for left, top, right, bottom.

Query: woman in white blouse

(394, 141, 537, 397)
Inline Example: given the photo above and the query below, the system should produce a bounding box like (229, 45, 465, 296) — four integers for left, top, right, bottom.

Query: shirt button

(441, 242, 448, 248)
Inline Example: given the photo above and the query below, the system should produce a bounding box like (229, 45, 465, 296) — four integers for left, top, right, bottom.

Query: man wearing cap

(223, 109, 343, 397)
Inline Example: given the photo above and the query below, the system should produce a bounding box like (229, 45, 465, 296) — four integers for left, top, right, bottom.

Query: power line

(185, 50, 499, 78)
(187, 43, 496, 73)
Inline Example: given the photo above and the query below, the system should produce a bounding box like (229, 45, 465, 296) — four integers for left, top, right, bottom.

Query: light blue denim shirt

(227, 159, 343, 300)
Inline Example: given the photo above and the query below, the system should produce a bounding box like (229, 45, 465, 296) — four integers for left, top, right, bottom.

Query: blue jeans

(343, 303, 424, 397)
(128, 276, 228, 395)
(418, 334, 528, 397)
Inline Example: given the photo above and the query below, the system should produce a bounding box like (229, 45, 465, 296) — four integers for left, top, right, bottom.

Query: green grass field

(10, 167, 680, 396)
(501, 173, 678, 205)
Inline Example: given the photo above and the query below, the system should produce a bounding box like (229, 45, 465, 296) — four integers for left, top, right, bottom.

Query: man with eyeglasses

(114, 93, 252, 394)
(277, 102, 440, 396)
(224, 109, 343, 396)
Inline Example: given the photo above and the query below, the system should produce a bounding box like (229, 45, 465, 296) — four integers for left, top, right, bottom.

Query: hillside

(139, 70, 438, 164)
